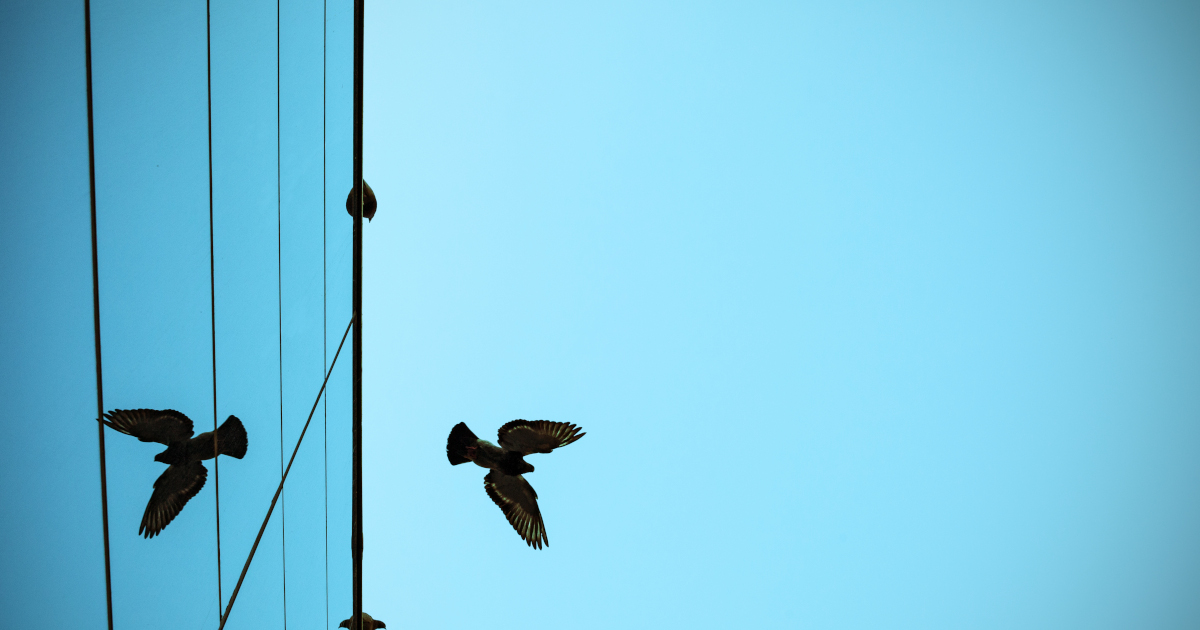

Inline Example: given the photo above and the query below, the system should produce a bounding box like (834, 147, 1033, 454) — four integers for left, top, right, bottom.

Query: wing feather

(497, 420, 584, 455)
(140, 461, 207, 538)
(483, 470, 547, 549)
(103, 409, 194, 445)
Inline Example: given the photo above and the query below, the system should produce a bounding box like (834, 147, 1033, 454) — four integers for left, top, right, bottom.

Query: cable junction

(219, 313, 356, 630)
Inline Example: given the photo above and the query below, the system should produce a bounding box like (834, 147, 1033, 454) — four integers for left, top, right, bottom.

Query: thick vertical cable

(83, 2, 114, 628)
(275, 0, 288, 626)
(206, 0, 224, 619)
(351, 0, 365, 627)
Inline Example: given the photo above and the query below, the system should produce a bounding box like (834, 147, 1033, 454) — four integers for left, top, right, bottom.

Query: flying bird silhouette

(339, 613, 385, 630)
(345, 180, 377, 221)
(102, 409, 248, 538)
(446, 420, 585, 549)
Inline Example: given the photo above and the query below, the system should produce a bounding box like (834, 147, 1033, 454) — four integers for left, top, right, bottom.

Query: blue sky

(2, 1, 1199, 628)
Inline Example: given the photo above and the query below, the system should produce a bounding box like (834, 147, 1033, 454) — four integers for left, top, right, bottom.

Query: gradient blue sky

(2, 1, 1199, 629)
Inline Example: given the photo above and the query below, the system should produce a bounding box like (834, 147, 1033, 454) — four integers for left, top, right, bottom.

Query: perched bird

(447, 420, 585, 549)
(345, 180, 377, 221)
(339, 613, 386, 630)
(102, 409, 248, 538)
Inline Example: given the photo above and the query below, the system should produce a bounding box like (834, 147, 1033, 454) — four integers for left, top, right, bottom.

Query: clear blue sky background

(2, 1, 1199, 628)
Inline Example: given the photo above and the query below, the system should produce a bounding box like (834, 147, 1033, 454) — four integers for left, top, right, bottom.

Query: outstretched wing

(497, 420, 585, 455)
(104, 409, 194, 445)
(140, 461, 207, 538)
(483, 470, 547, 549)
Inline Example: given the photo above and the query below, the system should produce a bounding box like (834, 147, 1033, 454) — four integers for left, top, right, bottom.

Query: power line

(83, 1, 114, 627)
(351, 0, 365, 626)
(275, 0, 289, 626)
(322, 0, 331, 626)
(219, 314, 355, 630)
(205, 0, 225, 619)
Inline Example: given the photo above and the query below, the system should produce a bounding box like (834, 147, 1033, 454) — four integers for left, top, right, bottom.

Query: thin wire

(276, 0, 288, 625)
(206, 0, 224, 619)
(322, 0, 330, 626)
(219, 314, 356, 630)
(83, 2, 114, 627)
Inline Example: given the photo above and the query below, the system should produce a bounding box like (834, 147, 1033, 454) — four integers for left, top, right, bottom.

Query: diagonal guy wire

(219, 312, 356, 629)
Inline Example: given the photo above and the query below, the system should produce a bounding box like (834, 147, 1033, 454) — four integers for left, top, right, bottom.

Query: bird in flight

(339, 613, 386, 630)
(446, 420, 585, 549)
(102, 409, 248, 538)
(345, 180, 377, 221)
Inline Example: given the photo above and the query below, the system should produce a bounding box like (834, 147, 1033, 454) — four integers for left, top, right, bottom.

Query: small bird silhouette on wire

(102, 409, 248, 538)
(345, 180, 377, 221)
(339, 613, 386, 630)
(447, 420, 585, 549)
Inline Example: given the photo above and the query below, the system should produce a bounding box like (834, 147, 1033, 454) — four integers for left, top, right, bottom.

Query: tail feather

(217, 415, 248, 459)
(446, 422, 479, 465)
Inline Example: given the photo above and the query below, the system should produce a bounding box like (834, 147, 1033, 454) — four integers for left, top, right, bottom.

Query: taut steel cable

(205, 0, 225, 619)
(351, 0, 365, 625)
(275, 0, 289, 626)
(322, 0, 331, 626)
(83, 1, 115, 627)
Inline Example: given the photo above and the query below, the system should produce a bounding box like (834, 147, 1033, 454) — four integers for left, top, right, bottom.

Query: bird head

(523, 461, 535, 474)
(339, 613, 383, 630)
